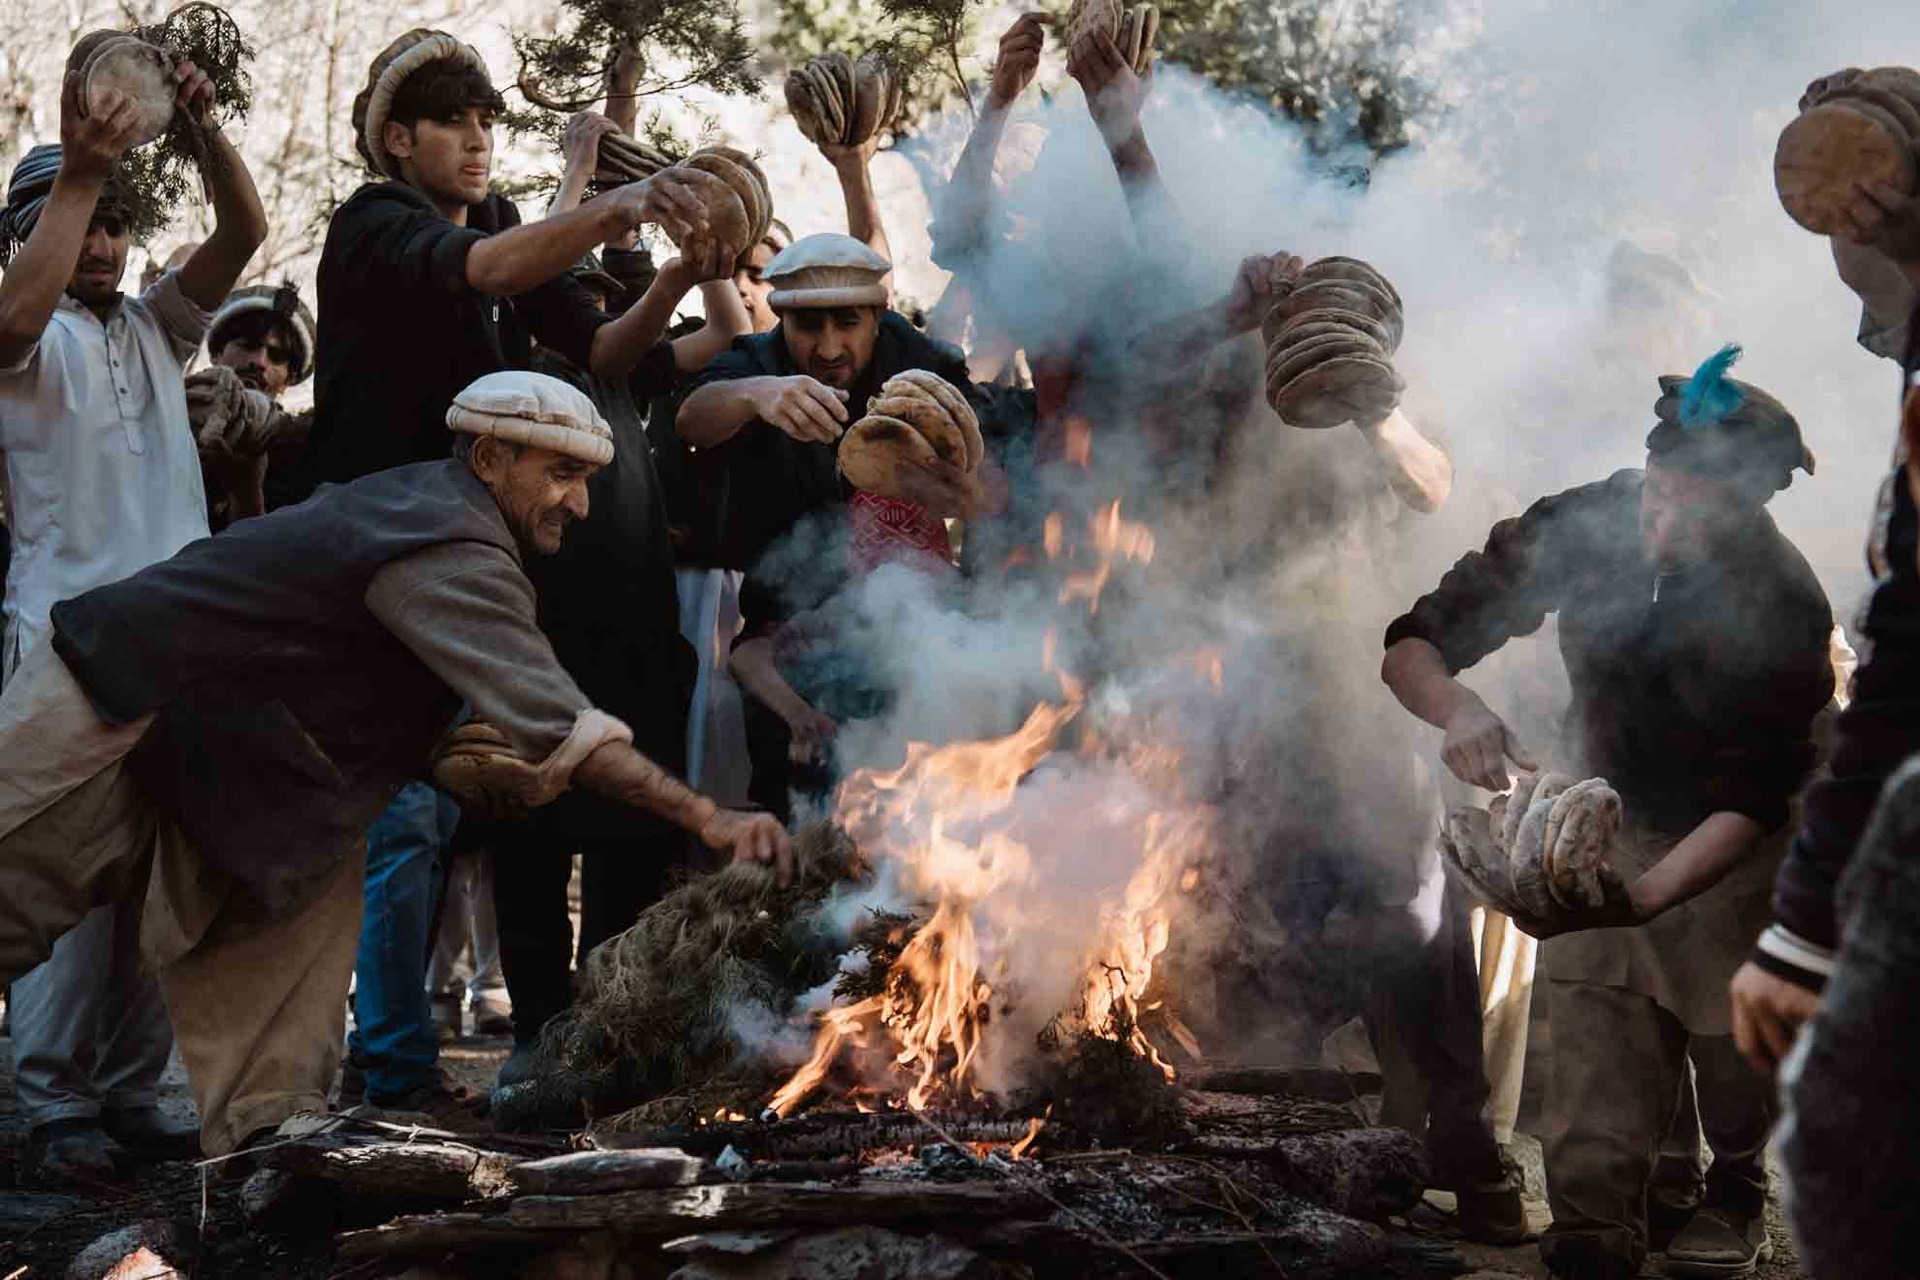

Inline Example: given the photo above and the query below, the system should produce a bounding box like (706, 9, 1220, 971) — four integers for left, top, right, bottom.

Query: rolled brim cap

(360, 31, 492, 179)
(766, 231, 891, 310)
(446, 370, 614, 465)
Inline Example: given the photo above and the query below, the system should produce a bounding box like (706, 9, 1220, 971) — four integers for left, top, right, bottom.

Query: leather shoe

(1454, 1176, 1531, 1244)
(101, 1105, 202, 1160)
(24, 1118, 131, 1188)
(1665, 1206, 1772, 1277)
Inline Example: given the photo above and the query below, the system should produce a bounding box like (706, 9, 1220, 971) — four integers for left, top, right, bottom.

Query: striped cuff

(1751, 923, 1837, 992)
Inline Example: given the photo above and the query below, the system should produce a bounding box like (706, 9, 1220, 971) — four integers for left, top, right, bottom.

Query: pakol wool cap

(447, 371, 613, 465)
(208, 283, 318, 384)
(355, 30, 492, 179)
(765, 232, 890, 310)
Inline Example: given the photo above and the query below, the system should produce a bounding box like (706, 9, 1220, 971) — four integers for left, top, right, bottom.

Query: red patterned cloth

(847, 491, 954, 578)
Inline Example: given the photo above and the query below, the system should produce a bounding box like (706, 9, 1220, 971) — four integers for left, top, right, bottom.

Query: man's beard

(234, 367, 268, 391)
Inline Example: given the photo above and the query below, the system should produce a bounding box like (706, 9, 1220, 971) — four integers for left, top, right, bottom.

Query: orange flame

(1011, 1115, 1047, 1159)
(1055, 502, 1156, 616)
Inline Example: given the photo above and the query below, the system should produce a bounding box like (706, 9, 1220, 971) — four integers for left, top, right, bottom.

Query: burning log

(1176, 1128, 1428, 1221)
(1188, 1065, 1383, 1101)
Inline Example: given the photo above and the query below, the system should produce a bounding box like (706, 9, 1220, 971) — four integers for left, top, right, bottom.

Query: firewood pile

(243, 1071, 1465, 1280)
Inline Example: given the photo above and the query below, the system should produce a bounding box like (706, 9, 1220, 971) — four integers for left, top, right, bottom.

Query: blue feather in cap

(1678, 343, 1746, 429)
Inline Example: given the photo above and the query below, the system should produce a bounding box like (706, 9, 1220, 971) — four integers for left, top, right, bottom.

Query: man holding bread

(1381, 351, 1833, 1280)
(301, 28, 741, 1120)
(0, 40, 266, 1184)
(0, 370, 788, 1163)
(671, 232, 1001, 814)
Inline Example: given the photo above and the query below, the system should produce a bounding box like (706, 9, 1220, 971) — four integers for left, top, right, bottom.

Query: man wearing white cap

(0, 370, 788, 1160)
(673, 232, 1002, 817)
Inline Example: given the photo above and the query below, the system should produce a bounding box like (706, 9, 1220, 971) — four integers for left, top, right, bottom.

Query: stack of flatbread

(70, 30, 177, 148)
(678, 146, 774, 264)
(1446, 772, 1626, 922)
(786, 52, 904, 149)
(838, 371, 984, 505)
(1066, 0, 1158, 74)
(1776, 66, 1920, 234)
(1261, 256, 1406, 430)
(593, 129, 677, 186)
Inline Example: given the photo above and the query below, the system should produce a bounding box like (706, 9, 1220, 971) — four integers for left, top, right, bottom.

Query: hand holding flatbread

(1777, 66, 1920, 235)
(787, 50, 903, 149)
(838, 370, 986, 516)
(1441, 772, 1637, 939)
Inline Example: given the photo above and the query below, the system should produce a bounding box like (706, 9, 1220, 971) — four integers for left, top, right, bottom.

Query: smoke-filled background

(739, 0, 1920, 1074)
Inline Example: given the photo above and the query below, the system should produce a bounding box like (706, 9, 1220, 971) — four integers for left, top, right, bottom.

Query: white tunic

(0, 271, 211, 668)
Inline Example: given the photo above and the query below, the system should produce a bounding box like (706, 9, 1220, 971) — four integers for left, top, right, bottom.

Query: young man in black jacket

(1383, 354, 1833, 1280)
(304, 28, 739, 1118)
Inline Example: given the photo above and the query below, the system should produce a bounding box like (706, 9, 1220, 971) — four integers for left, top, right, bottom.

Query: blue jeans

(347, 782, 459, 1103)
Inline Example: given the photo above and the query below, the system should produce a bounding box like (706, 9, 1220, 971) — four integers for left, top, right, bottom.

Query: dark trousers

(486, 804, 695, 1046)
(1362, 873, 1506, 1188)
(1539, 981, 1772, 1277)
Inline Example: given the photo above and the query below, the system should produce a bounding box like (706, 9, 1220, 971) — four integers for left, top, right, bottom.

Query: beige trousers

(0, 642, 363, 1155)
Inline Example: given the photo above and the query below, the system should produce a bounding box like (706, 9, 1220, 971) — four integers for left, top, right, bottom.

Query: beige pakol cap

(766, 232, 891, 310)
(356, 30, 492, 179)
(446, 371, 613, 465)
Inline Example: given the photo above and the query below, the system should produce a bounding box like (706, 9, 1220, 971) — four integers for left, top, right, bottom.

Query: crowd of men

(0, 16, 1914, 1280)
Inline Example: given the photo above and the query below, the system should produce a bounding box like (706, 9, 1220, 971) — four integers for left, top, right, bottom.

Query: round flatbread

(827, 52, 858, 143)
(685, 151, 770, 251)
(1069, 0, 1123, 45)
(667, 165, 749, 257)
(1272, 356, 1404, 429)
(871, 393, 967, 468)
(804, 62, 846, 142)
(786, 71, 830, 145)
(1776, 98, 1918, 234)
(1838, 84, 1920, 149)
(1554, 785, 1622, 909)
(887, 369, 982, 469)
(1265, 332, 1383, 393)
(1300, 255, 1403, 310)
(1274, 320, 1388, 357)
(839, 413, 938, 497)
(1862, 66, 1920, 115)
(1540, 778, 1604, 907)
(851, 60, 884, 144)
(1287, 276, 1401, 328)
(1134, 5, 1159, 74)
(1277, 306, 1397, 352)
(83, 36, 176, 148)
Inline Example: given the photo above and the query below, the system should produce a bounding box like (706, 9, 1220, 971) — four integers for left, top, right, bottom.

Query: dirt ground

(0, 1025, 1813, 1280)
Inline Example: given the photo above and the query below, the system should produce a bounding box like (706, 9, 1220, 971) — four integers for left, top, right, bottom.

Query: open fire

(767, 501, 1217, 1119)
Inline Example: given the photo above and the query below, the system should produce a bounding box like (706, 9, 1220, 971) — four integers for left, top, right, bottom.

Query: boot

(100, 1106, 202, 1161)
(24, 1118, 131, 1188)
(1664, 1205, 1772, 1277)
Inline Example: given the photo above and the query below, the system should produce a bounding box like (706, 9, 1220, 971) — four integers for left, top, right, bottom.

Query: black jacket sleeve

(331, 183, 486, 296)
(1383, 473, 1631, 669)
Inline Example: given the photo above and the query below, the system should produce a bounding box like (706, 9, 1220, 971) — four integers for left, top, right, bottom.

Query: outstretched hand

(989, 13, 1049, 109)
(171, 55, 215, 122)
(1068, 26, 1149, 151)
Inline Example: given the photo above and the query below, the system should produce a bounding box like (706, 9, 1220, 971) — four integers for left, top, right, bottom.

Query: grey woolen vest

(51, 459, 519, 911)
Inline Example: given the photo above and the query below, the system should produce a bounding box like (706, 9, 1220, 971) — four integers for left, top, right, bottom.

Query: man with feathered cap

(1380, 349, 1834, 1280)
(0, 369, 788, 1162)
(0, 46, 267, 1184)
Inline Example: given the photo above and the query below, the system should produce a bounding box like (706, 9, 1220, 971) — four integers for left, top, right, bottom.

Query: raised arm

(1382, 636, 1537, 791)
(1068, 26, 1179, 246)
(0, 77, 145, 366)
(172, 60, 268, 313)
(547, 111, 619, 218)
(467, 168, 722, 298)
(1361, 409, 1454, 513)
(589, 236, 735, 378)
(932, 15, 1044, 272)
(672, 279, 753, 372)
